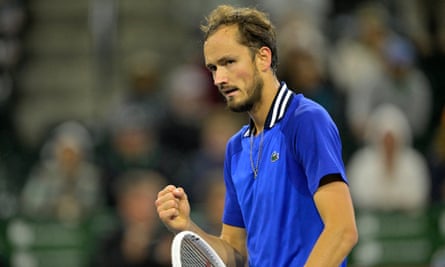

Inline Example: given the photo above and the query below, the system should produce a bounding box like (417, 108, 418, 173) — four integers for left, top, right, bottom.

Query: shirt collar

(244, 82, 294, 137)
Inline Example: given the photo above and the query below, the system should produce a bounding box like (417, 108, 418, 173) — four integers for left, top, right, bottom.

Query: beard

(227, 70, 264, 113)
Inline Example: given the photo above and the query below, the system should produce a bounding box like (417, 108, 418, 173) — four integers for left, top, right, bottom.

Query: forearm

(304, 226, 358, 267)
(185, 221, 246, 267)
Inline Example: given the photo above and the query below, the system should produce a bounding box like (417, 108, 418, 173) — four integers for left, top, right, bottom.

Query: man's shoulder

(290, 94, 328, 115)
(279, 94, 338, 140)
(282, 94, 330, 125)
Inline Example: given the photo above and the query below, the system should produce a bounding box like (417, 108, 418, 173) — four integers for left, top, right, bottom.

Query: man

(156, 5, 358, 266)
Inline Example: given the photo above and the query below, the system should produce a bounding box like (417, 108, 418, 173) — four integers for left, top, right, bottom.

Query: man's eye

(221, 59, 235, 66)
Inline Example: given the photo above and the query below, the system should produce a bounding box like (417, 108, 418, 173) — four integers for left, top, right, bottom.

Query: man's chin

(227, 100, 252, 113)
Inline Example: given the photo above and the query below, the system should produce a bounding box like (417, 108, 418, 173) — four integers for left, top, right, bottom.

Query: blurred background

(0, 0, 444, 266)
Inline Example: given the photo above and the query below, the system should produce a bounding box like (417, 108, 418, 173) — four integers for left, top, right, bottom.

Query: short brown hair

(201, 5, 278, 72)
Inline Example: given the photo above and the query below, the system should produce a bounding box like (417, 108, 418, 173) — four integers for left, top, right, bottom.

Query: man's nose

(213, 68, 228, 87)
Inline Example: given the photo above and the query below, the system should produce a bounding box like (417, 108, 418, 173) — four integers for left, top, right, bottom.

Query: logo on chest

(271, 151, 279, 162)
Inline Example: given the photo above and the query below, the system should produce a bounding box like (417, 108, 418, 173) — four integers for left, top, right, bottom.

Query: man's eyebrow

(215, 56, 233, 66)
(217, 56, 231, 63)
(206, 55, 235, 70)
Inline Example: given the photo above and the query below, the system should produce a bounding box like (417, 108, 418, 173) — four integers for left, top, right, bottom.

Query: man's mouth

(222, 87, 239, 97)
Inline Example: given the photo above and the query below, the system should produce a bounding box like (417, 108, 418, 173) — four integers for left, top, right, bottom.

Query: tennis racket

(171, 230, 226, 267)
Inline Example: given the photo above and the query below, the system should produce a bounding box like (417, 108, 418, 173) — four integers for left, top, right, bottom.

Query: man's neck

(248, 78, 281, 134)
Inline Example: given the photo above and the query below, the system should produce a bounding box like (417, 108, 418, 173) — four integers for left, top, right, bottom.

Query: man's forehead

(204, 26, 241, 61)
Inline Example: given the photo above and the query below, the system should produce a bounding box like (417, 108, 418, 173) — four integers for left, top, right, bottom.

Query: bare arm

(305, 179, 359, 267)
(155, 185, 247, 266)
(190, 222, 247, 267)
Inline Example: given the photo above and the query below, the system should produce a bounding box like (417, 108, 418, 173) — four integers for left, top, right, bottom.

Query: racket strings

(181, 236, 219, 266)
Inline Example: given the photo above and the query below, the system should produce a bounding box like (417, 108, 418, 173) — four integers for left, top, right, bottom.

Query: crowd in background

(0, 0, 444, 266)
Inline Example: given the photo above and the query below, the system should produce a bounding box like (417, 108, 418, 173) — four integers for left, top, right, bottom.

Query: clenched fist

(155, 185, 191, 233)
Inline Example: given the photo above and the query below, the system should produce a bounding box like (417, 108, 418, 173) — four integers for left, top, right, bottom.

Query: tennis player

(156, 5, 358, 266)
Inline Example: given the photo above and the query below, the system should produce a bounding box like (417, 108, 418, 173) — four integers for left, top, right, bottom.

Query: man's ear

(256, 46, 273, 72)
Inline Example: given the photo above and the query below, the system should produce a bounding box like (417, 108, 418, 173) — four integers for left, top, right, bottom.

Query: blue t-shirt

(223, 83, 348, 266)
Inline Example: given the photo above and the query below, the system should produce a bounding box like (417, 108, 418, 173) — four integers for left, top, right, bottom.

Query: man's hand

(155, 185, 191, 233)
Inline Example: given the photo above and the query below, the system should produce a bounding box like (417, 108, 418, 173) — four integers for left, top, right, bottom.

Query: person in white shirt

(347, 103, 430, 212)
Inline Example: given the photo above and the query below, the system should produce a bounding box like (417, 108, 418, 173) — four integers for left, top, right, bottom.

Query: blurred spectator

(90, 169, 171, 267)
(159, 62, 214, 157)
(329, 2, 434, 145)
(106, 50, 166, 128)
(20, 121, 103, 223)
(328, 2, 391, 142)
(347, 34, 432, 142)
(98, 104, 182, 206)
(179, 106, 244, 203)
(428, 105, 445, 203)
(329, 2, 390, 96)
(388, 0, 445, 59)
(347, 104, 430, 212)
